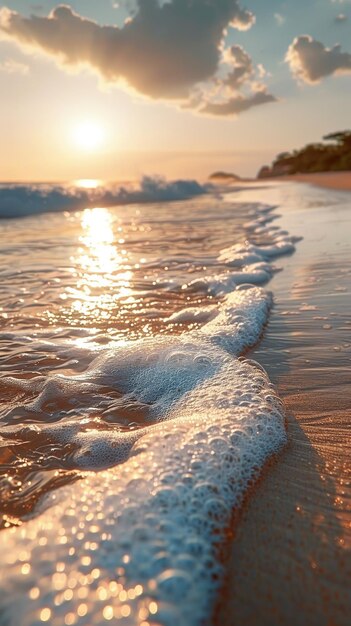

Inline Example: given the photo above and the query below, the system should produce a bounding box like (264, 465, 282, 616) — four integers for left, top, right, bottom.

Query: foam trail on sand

(0, 288, 285, 626)
(175, 212, 299, 299)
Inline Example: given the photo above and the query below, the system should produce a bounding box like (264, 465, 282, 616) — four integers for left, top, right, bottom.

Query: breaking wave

(0, 176, 209, 219)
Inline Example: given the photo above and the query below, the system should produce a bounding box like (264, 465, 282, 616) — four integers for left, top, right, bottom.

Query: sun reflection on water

(80, 207, 120, 278)
(74, 179, 103, 189)
(66, 208, 133, 324)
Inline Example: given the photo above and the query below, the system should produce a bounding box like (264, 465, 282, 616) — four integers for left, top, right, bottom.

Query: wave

(0, 176, 209, 219)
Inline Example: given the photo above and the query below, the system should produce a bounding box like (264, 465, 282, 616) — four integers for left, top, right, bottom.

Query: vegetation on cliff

(258, 130, 351, 178)
(209, 171, 241, 181)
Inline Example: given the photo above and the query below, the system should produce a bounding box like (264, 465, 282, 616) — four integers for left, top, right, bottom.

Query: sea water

(0, 180, 300, 625)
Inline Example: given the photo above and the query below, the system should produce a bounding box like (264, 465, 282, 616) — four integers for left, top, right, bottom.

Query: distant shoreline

(250, 171, 351, 191)
(260, 170, 351, 192)
(211, 170, 351, 192)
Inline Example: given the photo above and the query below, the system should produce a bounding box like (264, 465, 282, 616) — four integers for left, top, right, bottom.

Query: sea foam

(0, 287, 285, 626)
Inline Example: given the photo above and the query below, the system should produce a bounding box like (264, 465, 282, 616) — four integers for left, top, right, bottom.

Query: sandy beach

(216, 171, 351, 193)
(269, 171, 351, 192)
(218, 182, 351, 625)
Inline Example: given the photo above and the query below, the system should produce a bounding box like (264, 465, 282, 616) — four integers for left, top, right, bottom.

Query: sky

(0, 0, 350, 181)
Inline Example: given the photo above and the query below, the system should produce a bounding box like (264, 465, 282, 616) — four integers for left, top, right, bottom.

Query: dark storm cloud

(286, 35, 351, 83)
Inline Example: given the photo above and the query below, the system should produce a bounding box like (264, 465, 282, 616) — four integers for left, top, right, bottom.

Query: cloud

(0, 1, 254, 98)
(0, 1, 277, 117)
(286, 35, 351, 83)
(274, 13, 286, 26)
(195, 44, 276, 117)
(334, 13, 348, 22)
(200, 90, 276, 116)
(0, 58, 29, 74)
(225, 45, 254, 90)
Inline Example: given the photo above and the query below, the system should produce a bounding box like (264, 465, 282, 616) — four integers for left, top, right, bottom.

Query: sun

(72, 121, 105, 151)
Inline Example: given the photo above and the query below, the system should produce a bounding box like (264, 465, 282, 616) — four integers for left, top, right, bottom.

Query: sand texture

(218, 182, 351, 626)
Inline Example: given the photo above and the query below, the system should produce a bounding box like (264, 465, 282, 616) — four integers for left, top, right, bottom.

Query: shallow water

(0, 183, 300, 625)
(0, 191, 290, 517)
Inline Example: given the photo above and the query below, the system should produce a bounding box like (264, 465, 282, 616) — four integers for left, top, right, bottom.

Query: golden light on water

(75, 179, 103, 189)
(80, 208, 119, 278)
(62, 208, 134, 324)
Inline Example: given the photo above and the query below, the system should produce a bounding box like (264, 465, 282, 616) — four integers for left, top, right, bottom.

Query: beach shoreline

(217, 181, 351, 625)
(261, 171, 351, 192)
(213, 171, 351, 193)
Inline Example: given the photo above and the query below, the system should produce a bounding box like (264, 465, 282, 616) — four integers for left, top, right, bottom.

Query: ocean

(0, 179, 301, 625)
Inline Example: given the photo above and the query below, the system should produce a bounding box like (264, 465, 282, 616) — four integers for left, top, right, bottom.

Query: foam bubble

(219, 238, 295, 266)
(184, 263, 272, 296)
(166, 306, 217, 325)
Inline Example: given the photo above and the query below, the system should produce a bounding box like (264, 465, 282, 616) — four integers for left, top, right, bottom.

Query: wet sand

(218, 183, 351, 625)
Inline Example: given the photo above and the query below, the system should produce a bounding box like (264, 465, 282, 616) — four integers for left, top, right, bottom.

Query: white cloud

(274, 13, 286, 26)
(0, 58, 29, 74)
(334, 13, 348, 22)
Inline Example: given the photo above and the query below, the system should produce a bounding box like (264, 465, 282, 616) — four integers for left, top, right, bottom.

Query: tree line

(258, 131, 351, 178)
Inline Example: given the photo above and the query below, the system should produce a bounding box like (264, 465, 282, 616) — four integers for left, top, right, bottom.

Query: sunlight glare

(75, 179, 103, 189)
(80, 208, 119, 277)
(62, 208, 134, 323)
(72, 121, 105, 151)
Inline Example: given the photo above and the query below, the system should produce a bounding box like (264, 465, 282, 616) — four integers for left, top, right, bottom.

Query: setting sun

(72, 121, 105, 151)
